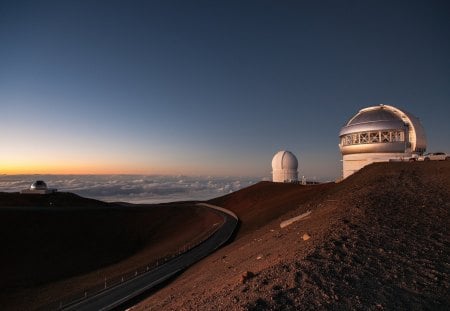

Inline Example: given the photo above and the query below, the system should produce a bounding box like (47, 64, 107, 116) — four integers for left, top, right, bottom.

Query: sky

(1, 0, 449, 180)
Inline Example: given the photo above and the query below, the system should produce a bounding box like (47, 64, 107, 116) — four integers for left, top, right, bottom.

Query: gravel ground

(136, 161, 450, 310)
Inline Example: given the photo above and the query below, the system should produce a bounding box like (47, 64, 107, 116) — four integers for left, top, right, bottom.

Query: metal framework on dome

(341, 129, 405, 146)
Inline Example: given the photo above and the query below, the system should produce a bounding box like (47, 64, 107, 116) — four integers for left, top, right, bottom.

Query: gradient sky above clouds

(1, 0, 449, 179)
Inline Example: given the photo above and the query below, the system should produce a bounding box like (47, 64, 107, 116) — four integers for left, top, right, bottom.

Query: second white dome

(272, 150, 298, 183)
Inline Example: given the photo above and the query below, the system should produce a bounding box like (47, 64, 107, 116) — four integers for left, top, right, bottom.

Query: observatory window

(381, 131, 390, 143)
(342, 135, 358, 146)
(345, 135, 352, 145)
(360, 133, 369, 144)
(370, 132, 379, 143)
(392, 131, 404, 142)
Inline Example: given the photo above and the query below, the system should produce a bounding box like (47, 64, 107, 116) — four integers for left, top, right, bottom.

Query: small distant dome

(30, 180, 47, 190)
(272, 150, 298, 183)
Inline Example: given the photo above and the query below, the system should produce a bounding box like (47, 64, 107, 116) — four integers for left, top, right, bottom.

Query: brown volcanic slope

(137, 161, 450, 310)
(209, 181, 335, 238)
(0, 193, 222, 310)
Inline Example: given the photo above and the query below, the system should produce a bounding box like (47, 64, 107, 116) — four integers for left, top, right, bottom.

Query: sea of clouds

(0, 175, 261, 204)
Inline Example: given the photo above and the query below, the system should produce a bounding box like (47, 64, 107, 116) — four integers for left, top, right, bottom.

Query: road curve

(62, 203, 238, 311)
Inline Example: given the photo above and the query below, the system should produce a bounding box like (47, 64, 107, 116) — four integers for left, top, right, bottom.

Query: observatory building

(339, 104, 426, 179)
(21, 180, 57, 194)
(272, 150, 299, 183)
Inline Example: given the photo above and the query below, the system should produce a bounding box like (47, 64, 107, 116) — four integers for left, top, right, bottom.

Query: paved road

(62, 203, 238, 311)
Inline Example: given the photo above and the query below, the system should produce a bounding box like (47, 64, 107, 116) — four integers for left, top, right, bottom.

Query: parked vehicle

(417, 152, 450, 161)
(407, 154, 419, 162)
(389, 154, 419, 162)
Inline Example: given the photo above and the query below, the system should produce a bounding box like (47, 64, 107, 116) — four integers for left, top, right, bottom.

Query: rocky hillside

(137, 161, 450, 310)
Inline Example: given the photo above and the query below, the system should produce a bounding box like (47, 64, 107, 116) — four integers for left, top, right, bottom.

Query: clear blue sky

(1, 0, 449, 179)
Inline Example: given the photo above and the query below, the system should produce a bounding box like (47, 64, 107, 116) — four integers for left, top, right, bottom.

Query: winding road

(62, 203, 238, 311)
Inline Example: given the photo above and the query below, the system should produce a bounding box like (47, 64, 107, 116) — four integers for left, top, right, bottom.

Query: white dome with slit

(272, 150, 298, 183)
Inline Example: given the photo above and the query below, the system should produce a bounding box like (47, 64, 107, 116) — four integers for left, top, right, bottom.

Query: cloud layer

(0, 175, 258, 203)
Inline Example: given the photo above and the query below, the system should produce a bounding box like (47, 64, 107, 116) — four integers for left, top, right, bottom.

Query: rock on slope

(137, 161, 450, 310)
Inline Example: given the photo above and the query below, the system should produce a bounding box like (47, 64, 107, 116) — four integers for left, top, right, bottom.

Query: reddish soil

(0, 194, 222, 310)
(135, 161, 450, 310)
(209, 181, 335, 238)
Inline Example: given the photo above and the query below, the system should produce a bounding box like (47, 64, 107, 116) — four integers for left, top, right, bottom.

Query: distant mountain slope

(0, 191, 112, 209)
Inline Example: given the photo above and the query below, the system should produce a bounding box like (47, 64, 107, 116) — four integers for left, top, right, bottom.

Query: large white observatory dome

(272, 150, 298, 183)
(339, 104, 426, 178)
